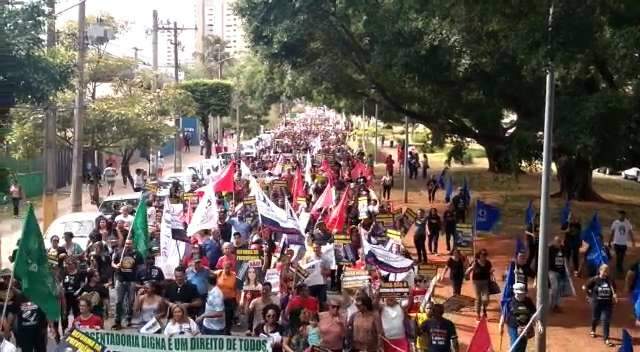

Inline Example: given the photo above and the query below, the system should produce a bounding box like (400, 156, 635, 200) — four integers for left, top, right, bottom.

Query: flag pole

(0, 253, 17, 329)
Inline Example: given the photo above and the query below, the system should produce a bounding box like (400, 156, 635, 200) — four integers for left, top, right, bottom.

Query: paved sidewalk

(0, 150, 205, 268)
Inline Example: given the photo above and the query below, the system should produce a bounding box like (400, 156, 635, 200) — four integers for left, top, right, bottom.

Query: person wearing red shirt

(408, 276, 429, 316)
(71, 298, 103, 330)
(216, 242, 237, 269)
(385, 155, 395, 176)
(285, 284, 319, 317)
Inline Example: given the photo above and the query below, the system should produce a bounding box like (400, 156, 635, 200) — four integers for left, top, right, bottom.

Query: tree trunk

(201, 117, 212, 158)
(552, 153, 606, 202)
(121, 148, 135, 191)
(479, 139, 519, 174)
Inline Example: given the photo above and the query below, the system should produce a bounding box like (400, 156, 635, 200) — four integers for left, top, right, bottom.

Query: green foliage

(445, 139, 470, 166)
(191, 35, 235, 79)
(0, 2, 74, 106)
(179, 80, 233, 118)
(236, 0, 640, 177)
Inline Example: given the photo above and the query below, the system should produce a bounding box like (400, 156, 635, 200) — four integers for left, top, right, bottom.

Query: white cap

(513, 283, 526, 294)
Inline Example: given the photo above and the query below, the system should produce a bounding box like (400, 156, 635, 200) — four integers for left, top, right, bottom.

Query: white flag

(157, 199, 185, 279)
(187, 188, 218, 237)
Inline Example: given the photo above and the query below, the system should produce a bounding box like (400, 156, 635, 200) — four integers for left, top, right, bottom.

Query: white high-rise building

(195, 0, 249, 59)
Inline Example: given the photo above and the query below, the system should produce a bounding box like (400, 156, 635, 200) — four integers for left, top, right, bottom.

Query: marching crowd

(1, 110, 638, 352)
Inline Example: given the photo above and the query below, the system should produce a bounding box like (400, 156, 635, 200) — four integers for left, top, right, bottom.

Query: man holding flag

(4, 205, 60, 352)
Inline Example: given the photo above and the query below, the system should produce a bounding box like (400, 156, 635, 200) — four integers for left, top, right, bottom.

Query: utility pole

(152, 10, 158, 91)
(235, 103, 240, 156)
(155, 19, 196, 173)
(535, 2, 555, 351)
(374, 103, 378, 163)
(43, 0, 57, 228)
(132, 47, 142, 66)
(70, 0, 86, 212)
(403, 115, 409, 203)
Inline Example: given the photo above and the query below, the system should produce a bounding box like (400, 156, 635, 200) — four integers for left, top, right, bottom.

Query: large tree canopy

(237, 0, 640, 200)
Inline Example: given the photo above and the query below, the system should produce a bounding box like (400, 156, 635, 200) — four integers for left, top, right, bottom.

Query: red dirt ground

(380, 171, 640, 351)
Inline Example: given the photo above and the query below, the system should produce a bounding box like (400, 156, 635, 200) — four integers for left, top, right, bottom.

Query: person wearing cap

(111, 239, 143, 329)
(421, 303, 458, 352)
(608, 210, 635, 277)
(583, 263, 617, 347)
(499, 282, 539, 352)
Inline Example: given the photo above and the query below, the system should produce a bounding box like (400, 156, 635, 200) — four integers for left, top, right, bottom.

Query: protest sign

(56, 329, 105, 352)
(264, 269, 280, 293)
(333, 233, 351, 244)
(78, 330, 271, 352)
(456, 223, 474, 256)
(145, 183, 159, 194)
(292, 263, 310, 281)
(358, 196, 369, 219)
(244, 196, 256, 205)
(237, 249, 262, 262)
(379, 281, 410, 299)
(272, 180, 288, 190)
(417, 264, 440, 279)
(386, 229, 402, 241)
(334, 243, 354, 265)
(342, 269, 370, 289)
(404, 208, 417, 223)
(182, 192, 197, 201)
(377, 213, 394, 227)
(392, 208, 404, 223)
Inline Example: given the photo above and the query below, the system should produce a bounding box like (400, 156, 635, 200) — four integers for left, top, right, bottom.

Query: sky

(55, 0, 197, 64)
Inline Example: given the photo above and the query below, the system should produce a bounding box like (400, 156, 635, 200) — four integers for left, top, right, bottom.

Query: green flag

(14, 204, 61, 319)
(131, 200, 149, 258)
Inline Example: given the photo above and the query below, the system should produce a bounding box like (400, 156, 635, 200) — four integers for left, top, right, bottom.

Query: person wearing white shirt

(196, 273, 226, 335)
(164, 305, 199, 336)
(303, 242, 331, 309)
(114, 206, 133, 228)
(609, 210, 635, 276)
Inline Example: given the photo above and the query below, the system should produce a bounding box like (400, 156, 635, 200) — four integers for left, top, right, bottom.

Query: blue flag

(525, 200, 535, 227)
(462, 176, 471, 203)
(515, 237, 526, 254)
(475, 200, 500, 232)
(445, 176, 453, 203)
(582, 212, 608, 268)
(561, 201, 571, 227)
(501, 261, 516, 316)
(438, 171, 446, 189)
(620, 329, 633, 352)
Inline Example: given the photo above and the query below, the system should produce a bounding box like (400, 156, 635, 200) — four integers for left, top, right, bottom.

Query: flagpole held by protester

(2, 204, 61, 326)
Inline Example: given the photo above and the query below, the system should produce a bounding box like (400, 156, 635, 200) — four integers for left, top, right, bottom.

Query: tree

(0, 1, 74, 142)
(179, 80, 233, 157)
(192, 35, 235, 80)
(236, 0, 640, 200)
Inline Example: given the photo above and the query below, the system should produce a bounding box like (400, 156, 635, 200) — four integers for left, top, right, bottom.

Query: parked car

(622, 167, 640, 181)
(98, 192, 142, 217)
(44, 212, 98, 249)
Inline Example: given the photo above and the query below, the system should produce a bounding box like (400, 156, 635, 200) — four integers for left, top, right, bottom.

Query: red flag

(350, 160, 366, 180)
(326, 188, 350, 232)
(467, 318, 493, 352)
(291, 168, 305, 209)
(213, 160, 236, 193)
(310, 184, 334, 217)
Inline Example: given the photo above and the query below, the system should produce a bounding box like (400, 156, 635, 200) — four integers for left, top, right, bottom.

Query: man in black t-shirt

(443, 205, 457, 253)
(514, 252, 535, 292)
(451, 188, 468, 223)
(422, 303, 459, 352)
(548, 236, 566, 312)
(500, 283, 538, 352)
(111, 240, 142, 329)
(137, 256, 165, 287)
(164, 266, 202, 318)
(9, 294, 48, 352)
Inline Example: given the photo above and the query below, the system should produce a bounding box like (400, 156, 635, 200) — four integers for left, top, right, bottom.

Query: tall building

(195, 0, 248, 60)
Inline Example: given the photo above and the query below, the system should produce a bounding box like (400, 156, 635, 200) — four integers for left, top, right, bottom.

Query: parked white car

(44, 212, 98, 249)
(622, 167, 640, 181)
(98, 192, 142, 217)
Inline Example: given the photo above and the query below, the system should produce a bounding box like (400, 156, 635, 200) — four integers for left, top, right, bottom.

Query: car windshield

(99, 198, 140, 216)
(62, 220, 94, 237)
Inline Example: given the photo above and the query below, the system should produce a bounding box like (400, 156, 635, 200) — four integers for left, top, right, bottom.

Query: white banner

(157, 200, 185, 279)
(187, 189, 218, 237)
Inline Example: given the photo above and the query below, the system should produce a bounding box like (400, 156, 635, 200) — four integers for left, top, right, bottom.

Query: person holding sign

(303, 242, 332, 309)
